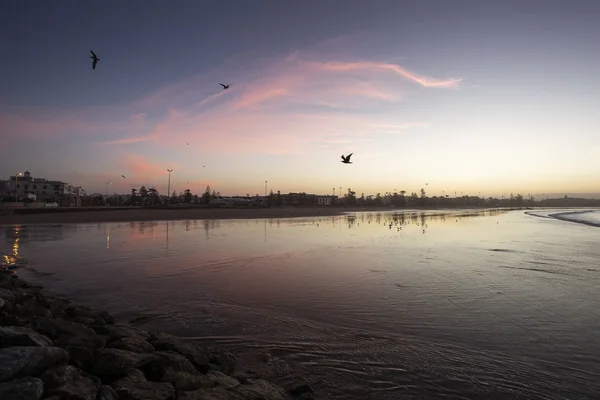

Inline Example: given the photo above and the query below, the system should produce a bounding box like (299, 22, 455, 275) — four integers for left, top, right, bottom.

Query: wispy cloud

(306, 61, 462, 88)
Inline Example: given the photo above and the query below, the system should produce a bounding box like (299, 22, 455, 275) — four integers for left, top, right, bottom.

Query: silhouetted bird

(90, 50, 99, 70)
(186, 142, 189, 145)
(219, 83, 230, 89)
(121, 175, 126, 178)
(341, 153, 353, 164)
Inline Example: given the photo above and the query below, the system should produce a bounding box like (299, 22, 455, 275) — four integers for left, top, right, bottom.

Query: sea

(2, 208, 599, 399)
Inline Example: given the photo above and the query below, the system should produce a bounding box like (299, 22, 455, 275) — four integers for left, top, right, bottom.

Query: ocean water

(2, 208, 600, 399)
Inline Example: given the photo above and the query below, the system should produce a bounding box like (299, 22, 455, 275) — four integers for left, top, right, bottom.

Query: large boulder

(98, 384, 119, 400)
(0, 326, 53, 348)
(111, 369, 176, 400)
(0, 377, 44, 400)
(93, 323, 150, 343)
(65, 305, 114, 325)
(0, 288, 15, 302)
(135, 351, 197, 381)
(0, 310, 26, 327)
(90, 348, 144, 381)
(30, 316, 96, 340)
(149, 334, 237, 374)
(39, 364, 100, 400)
(178, 387, 242, 400)
(0, 346, 68, 382)
(107, 337, 155, 354)
(230, 378, 288, 400)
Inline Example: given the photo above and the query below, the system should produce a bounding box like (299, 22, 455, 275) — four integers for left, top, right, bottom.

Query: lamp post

(14, 172, 22, 201)
(167, 169, 173, 199)
(105, 182, 112, 206)
(264, 181, 267, 197)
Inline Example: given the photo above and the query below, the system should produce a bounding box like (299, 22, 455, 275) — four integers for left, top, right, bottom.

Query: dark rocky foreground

(0, 270, 315, 400)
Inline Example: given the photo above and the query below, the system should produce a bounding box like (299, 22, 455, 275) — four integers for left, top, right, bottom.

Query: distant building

(7, 170, 80, 201)
(316, 196, 334, 205)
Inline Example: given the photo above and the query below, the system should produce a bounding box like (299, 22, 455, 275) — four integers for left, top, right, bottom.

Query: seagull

(219, 83, 230, 89)
(186, 142, 189, 145)
(121, 175, 126, 178)
(341, 153, 353, 164)
(90, 50, 100, 70)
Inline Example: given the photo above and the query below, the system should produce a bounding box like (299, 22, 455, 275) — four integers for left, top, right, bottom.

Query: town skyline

(1, 1, 599, 196)
(4, 169, 600, 201)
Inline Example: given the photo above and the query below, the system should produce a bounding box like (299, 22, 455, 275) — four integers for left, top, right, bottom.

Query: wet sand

(0, 207, 380, 225)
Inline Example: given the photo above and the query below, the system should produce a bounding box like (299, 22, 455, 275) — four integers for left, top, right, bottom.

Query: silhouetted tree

(183, 189, 192, 204)
(276, 190, 282, 206)
(202, 186, 211, 204)
(345, 188, 357, 205)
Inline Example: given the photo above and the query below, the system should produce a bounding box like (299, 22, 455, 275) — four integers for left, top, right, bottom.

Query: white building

(8, 171, 80, 201)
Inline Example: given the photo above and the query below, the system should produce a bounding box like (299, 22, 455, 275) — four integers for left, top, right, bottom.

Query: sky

(1, 0, 600, 198)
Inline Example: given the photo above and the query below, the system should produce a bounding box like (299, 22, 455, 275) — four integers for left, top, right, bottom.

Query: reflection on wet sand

(1, 209, 506, 255)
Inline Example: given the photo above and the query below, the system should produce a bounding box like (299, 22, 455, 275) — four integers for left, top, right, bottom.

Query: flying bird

(219, 83, 230, 89)
(90, 50, 100, 70)
(341, 153, 353, 164)
(121, 175, 126, 178)
(186, 142, 189, 145)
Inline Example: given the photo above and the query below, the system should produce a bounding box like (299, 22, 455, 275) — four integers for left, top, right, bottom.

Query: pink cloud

(306, 61, 462, 88)
(121, 153, 177, 177)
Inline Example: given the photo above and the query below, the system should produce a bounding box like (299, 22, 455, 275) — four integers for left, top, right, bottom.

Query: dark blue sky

(1, 0, 600, 196)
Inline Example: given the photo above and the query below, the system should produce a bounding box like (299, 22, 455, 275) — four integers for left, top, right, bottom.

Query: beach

(0, 206, 516, 225)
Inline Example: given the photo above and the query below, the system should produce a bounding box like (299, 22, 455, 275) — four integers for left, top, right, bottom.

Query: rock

(93, 324, 150, 342)
(15, 298, 53, 319)
(204, 370, 240, 390)
(178, 387, 241, 400)
(160, 369, 207, 392)
(289, 384, 315, 399)
(0, 346, 68, 383)
(91, 348, 144, 381)
(231, 378, 287, 400)
(0, 298, 4, 309)
(111, 369, 176, 400)
(0, 326, 53, 348)
(108, 337, 155, 354)
(98, 384, 119, 400)
(30, 316, 96, 340)
(234, 371, 261, 384)
(149, 336, 236, 374)
(64, 346, 96, 371)
(0, 288, 15, 302)
(0, 377, 44, 400)
(71, 316, 97, 326)
(39, 365, 100, 400)
(53, 332, 108, 349)
(135, 351, 197, 381)
(65, 306, 114, 325)
(0, 310, 26, 327)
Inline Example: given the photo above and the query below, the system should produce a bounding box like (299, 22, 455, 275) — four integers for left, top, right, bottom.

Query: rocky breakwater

(0, 270, 315, 400)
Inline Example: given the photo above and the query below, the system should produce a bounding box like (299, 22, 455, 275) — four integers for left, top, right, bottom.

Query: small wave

(548, 210, 600, 228)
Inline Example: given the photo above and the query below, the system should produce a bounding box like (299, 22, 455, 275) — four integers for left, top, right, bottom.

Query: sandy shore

(0, 207, 381, 225)
(0, 206, 515, 225)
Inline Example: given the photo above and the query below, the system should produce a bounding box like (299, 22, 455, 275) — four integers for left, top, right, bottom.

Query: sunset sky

(1, 0, 599, 198)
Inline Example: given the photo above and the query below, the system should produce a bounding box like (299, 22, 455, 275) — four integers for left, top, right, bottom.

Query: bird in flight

(121, 175, 126, 178)
(219, 83, 230, 89)
(341, 153, 353, 164)
(90, 50, 100, 70)
(186, 142, 189, 145)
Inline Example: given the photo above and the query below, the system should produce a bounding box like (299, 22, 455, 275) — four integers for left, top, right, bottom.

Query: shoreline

(0, 206, 520, 225)
(0, 269, 312, 399)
